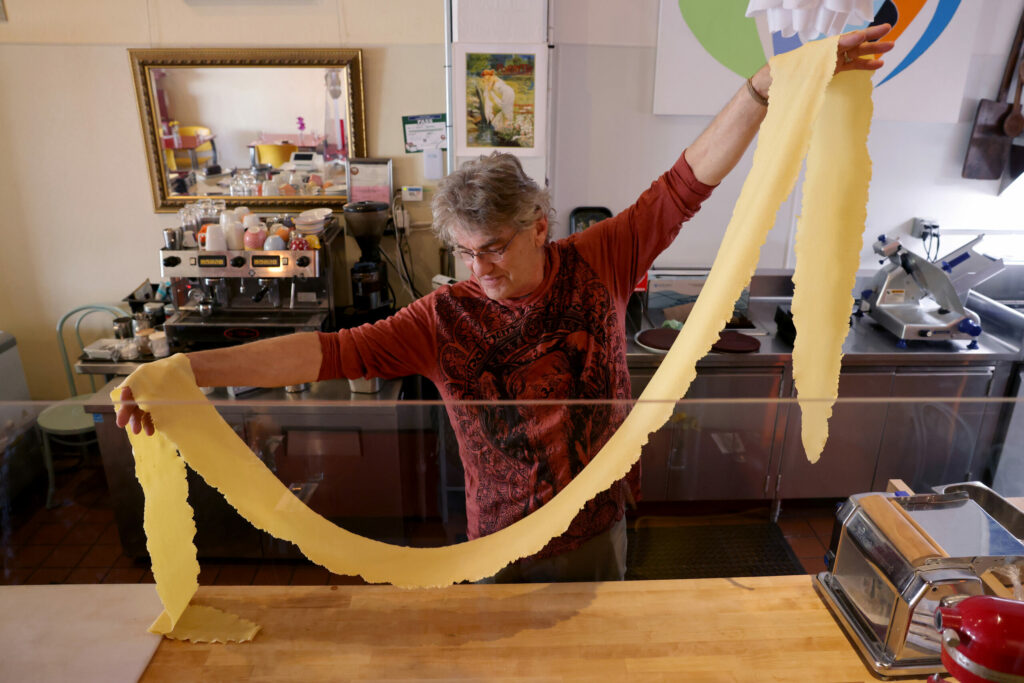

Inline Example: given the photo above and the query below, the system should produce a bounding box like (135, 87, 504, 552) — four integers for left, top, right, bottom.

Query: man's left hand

(835, 23, 894, 74)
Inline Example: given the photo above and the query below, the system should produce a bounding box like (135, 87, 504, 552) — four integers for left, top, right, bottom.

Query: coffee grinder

(343, 201, 393, 316)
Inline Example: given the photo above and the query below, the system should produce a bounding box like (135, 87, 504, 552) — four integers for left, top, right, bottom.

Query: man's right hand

(115, 386, 155, 436)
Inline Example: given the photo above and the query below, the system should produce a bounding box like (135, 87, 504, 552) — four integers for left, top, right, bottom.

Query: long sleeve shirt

(318, 150, 714, 558)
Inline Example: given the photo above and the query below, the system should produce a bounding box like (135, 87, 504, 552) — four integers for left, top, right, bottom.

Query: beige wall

(0, 0, 446, 399)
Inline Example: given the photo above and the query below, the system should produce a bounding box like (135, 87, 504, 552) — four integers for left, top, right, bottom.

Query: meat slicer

(814, 482, 1024, 677)
(861, 235, 1003, 346)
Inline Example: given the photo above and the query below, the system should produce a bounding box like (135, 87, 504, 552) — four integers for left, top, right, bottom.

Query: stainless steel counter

(625, 285, 1024, 504)
(626, 297, 1023, 369)
(84, 376, 402, 415)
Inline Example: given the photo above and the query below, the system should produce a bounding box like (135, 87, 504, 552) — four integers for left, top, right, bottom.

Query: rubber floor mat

(626, 522, 805, 580)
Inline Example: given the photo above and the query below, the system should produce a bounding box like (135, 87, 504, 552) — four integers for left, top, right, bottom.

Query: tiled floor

(1, 464, 369, 587)
(2, 458, 837, 586)
(775, 501, 837, 575)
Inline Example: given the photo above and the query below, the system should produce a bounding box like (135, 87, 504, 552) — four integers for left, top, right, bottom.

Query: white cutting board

(0, 584, 163, 683)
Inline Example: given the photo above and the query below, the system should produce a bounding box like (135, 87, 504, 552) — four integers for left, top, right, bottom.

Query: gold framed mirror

(129, 48, 366, 213)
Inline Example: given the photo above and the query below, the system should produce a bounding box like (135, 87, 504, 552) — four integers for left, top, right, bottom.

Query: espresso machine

(342, 201, 393, 317)
(159, 218, 350, 350)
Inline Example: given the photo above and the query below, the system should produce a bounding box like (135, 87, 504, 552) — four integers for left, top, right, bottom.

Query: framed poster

(453, 43, 547, 157)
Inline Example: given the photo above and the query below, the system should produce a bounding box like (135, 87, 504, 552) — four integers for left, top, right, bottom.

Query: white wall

(549, 0, 1024, 271)
(0, 0, 445, 399)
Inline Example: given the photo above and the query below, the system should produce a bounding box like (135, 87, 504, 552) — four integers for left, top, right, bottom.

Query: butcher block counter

(140, 576, 928, 682)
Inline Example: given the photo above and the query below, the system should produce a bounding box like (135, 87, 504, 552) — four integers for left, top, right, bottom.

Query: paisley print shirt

(318, 151, 714, 558)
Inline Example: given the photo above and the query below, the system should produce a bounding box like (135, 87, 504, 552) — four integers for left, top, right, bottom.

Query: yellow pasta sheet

(113, 34, 872, 642)
(791, 67, 873, 462)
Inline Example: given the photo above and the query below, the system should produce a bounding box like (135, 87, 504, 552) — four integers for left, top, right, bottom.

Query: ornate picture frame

(129, 47, 366, 212)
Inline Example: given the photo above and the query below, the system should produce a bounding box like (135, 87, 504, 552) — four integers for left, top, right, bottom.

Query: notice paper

(114, 34, 871, 642)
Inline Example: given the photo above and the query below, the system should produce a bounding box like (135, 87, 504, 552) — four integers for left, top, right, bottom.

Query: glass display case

(2, 391, 1021, 583)
(2, 389, 1022, 679)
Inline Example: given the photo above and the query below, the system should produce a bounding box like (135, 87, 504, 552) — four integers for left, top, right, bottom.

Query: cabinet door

(281, 429, 403, 519)
(670, 370, 783, 500)
(872, 369, 994, 492)
(633, 368, 784, 501)
(778, 371, 892, 498)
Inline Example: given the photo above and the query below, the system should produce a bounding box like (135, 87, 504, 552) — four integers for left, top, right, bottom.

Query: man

(119, 27, 892, 582)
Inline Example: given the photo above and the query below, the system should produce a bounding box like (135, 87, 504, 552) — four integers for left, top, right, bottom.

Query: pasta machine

(813, 482, 1024, 677)
(861, 235, 1003, 346)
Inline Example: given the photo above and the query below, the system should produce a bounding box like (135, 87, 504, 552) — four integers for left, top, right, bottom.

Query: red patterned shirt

(318, 151, 714, 557)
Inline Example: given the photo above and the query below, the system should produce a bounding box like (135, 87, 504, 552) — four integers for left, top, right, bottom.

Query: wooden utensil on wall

(962, 9, 1024, 180)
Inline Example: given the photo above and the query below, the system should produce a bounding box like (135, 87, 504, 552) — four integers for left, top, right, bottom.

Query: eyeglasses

(454, 229, 526, 264)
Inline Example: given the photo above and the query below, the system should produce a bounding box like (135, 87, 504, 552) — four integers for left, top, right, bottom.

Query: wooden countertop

(139, 497, 1023, 680)
(141, 576, 926, 682)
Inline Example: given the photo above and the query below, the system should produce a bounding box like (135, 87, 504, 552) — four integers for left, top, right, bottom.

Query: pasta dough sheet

(114, 34, 872, 642)
(791, 70, 874, 463)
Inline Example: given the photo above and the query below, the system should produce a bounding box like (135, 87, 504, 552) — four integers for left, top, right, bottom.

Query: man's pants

(478, 516, 627, 583)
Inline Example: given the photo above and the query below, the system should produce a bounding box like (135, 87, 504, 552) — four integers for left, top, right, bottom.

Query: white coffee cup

(224, 221, 245, 250)
(242, 214, 263, 230)
(204, 223, 228, 251)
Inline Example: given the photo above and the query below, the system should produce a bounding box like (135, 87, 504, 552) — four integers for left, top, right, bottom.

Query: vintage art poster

(454, 44, 547, 157)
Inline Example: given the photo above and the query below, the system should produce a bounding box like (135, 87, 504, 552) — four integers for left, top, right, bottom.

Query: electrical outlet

(911, 217, 939, 238)
(401, 186, 424, 201)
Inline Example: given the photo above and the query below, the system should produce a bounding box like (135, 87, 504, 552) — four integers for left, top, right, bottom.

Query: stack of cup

(205, 222, 228, 251)
(220, 211, 245, 250)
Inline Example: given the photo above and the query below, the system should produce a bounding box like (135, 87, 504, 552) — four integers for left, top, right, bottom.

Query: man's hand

(115, 386, 154, 436)
(835, 23, 894, 74)
(750, 23, 895, 103)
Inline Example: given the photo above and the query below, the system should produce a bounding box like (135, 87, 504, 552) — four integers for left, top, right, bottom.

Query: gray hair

(431, 152, 553, 246)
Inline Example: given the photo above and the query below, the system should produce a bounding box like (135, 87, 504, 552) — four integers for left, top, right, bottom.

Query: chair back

(174, 125, 217, 167)
(57, 305, 126, 397)
(255, 143, 298, 168)
(178, 125, 213, 152)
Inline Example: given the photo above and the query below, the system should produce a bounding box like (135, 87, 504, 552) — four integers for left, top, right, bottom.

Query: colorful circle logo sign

(678, 0, 962, 87)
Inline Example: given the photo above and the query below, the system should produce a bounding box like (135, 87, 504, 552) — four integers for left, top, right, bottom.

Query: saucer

(299, 208, 332, 221)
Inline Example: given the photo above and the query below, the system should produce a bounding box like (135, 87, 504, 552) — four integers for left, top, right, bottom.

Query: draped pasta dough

(113, 34, 872, 642)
